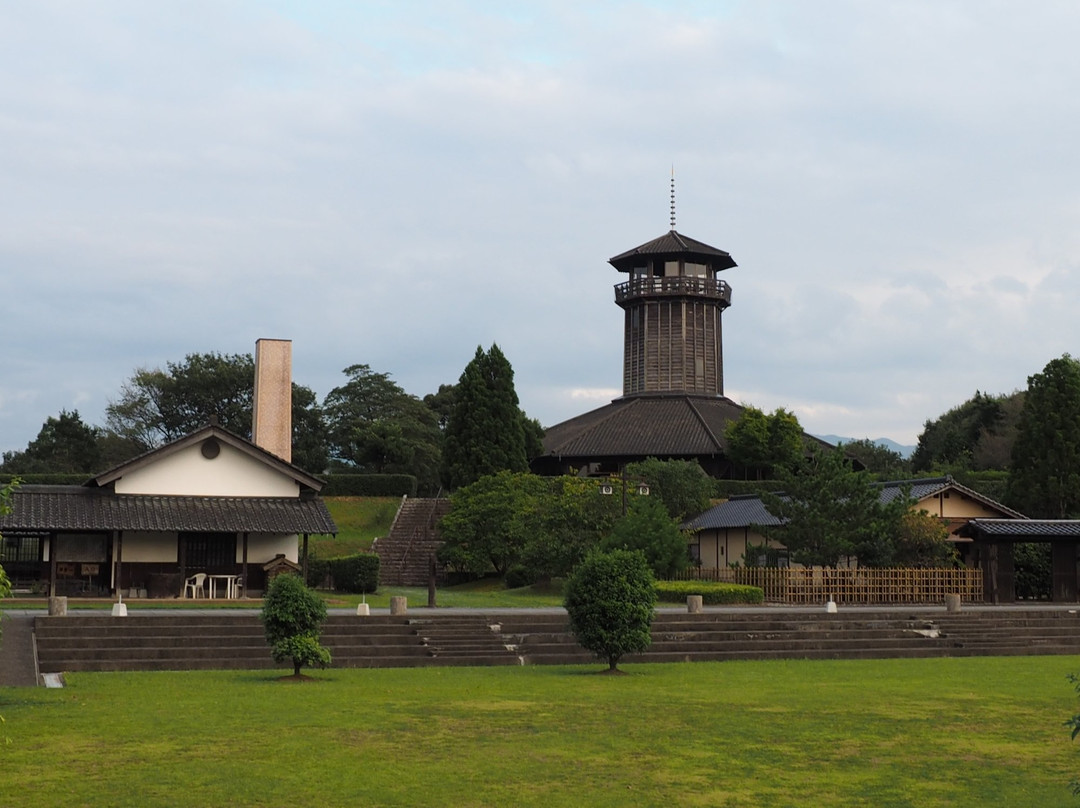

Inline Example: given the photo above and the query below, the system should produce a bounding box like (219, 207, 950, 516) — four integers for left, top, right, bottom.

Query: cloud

(4, 1, 1080, 457)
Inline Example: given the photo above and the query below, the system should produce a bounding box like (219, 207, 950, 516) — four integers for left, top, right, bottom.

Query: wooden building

(0, 339, 337, 598)
(533, 208, 827, 478)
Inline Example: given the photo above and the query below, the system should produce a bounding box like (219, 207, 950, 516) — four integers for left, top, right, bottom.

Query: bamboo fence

(674, 566, 983, 605)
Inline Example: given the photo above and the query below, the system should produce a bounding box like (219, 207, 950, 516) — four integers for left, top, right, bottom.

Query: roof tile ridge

(684, 397, 724, 451)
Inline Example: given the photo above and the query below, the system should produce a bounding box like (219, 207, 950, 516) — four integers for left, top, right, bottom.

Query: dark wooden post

(428, 554, 437, 608)
(49, 534, 57, 598)
(114, 530, 123, 598)
(241, 532, 249, 598)
(1052, 541, 1079, 602)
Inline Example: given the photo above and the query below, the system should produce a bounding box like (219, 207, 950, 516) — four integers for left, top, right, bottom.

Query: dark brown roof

(958, 519, 1080, 540)
(2, 485, 337, 534)
(540, 395, 747, 459)
(89, 424, 326, 493)
(609, 230, 737, 273)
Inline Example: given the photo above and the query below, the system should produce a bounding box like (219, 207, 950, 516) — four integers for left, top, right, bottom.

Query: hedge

(0, 473, 87, 486)
(709, 479, 786, 500)
(319, 474, 417, 497)
(654, 580, 764, 605)
(328, 553, 380, 594)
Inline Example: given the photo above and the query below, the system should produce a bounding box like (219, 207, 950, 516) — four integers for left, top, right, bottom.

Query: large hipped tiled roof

(2, 486, 337, 534)
(540, 395, 746, 460)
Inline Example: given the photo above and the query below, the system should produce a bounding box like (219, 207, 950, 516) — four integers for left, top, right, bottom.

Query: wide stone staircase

(373, 497, 451, 587)
(28, 608, 1080, 676)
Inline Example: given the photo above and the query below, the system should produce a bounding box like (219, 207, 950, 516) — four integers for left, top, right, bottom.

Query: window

(1, 533, 42, 564)
(181, 533, 236, 569)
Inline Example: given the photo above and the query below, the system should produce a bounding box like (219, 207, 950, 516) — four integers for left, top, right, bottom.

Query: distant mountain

(813, 435, 916, 459)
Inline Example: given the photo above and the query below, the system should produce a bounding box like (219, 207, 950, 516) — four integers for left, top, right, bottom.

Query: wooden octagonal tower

(610, 229, 737, 397)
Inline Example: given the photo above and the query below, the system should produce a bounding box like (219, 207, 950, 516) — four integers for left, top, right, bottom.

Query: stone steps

(29, 608, 1080, 676)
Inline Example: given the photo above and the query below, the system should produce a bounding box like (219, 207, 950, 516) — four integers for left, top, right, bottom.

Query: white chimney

(252, 338, 292, 462)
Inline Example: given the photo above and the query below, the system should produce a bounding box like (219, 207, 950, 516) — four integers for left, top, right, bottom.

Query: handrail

(399, 490, 446, 575)
(614, 276, 731, 304)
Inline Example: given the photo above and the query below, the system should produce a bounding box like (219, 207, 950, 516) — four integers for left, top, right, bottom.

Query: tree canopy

(323, 364, 441, 493)
(260, 573, 331, 677)
(103, 351, 328, 471)
(761, 446, 909, 567)
(624, 457, 711, 521)
(836, 438, 910, 479)
(441, 344, 533, 489)
(724, 406, 805, 479)
(1008, 355, 1080, 518)
(564, 549, 656, 672)
(910, 390, 1022, 473)
(1, 410, 103, 474)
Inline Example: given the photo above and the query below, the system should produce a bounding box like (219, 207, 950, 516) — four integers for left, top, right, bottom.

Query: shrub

(260, 573, 331, 676)
(328, 553, 380, 594)
(653, 580, 764, 605)
(504, 564, 535, 590)
(599, 497, 690, 578)
(320, 474, 417, 497)
(564, 549, 656, 672)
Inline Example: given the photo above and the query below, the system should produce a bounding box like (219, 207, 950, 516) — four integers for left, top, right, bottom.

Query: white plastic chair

(184, 573, 207, 599)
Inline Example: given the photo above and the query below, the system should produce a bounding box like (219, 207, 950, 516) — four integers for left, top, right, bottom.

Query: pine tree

(441, 344, 529, 489)
(1008, 355, 1080, 518)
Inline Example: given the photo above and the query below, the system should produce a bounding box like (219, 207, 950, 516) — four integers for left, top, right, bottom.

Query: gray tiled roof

(682, 475, 1025, 532)
(2, 485, 337, 534)
(959, 519, 1080, 539)
(608, 230, 737, 272)
(682, 495, 784, 531)
(876, 476, 1025, 518)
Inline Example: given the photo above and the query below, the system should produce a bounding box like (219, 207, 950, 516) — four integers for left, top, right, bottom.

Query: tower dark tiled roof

(608, 230, 737, 272)
(539, 394, 746, 460)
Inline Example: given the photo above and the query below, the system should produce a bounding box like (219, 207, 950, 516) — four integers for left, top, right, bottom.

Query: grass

(315, 495, 401, 556)
(1, 656, 1078, 806)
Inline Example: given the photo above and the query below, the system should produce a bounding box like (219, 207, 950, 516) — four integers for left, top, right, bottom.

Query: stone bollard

(390, 595, 408, 616)
(945, 593, 962, 613)
(687, 595, 704, 614)
(48, 596, 68, 616)
(356, 602, 370, 616)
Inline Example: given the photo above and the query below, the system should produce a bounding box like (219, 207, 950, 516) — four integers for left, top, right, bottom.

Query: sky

(3, 0, 1080, 456)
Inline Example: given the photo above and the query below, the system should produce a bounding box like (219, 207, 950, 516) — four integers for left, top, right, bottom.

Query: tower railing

(614, 276, 731, 305)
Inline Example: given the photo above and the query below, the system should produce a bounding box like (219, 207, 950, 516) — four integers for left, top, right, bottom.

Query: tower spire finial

(670, 166, 676, 231)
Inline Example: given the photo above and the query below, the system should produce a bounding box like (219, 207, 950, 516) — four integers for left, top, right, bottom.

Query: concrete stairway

(373, 497, 451, 587)
(29, 608, 1080, 676)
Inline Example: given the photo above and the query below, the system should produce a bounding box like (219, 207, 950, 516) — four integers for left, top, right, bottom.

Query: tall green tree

(104, 352, 328, 470)
(323, 364, 441, 493)
(837, 438, 910, 479)
(1, 410, 103, 474)
(724, 406, 805, 479)
(441, 344, 531, 489)
(1008, 355, 1080, 518)
(761, 446, 907, 567)
(437, 471, 549, 576)
(625, 457, 711, 520)
(911, 390, 1021, 473)
(106, 352, 256, 447)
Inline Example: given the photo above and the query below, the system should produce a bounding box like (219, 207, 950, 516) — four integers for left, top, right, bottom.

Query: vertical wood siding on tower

(623, 299, 724, 396)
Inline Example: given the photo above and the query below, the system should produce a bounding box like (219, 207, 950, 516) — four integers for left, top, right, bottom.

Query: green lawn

(316, 495, 401, 555)
(2, 656, 1078, 807)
